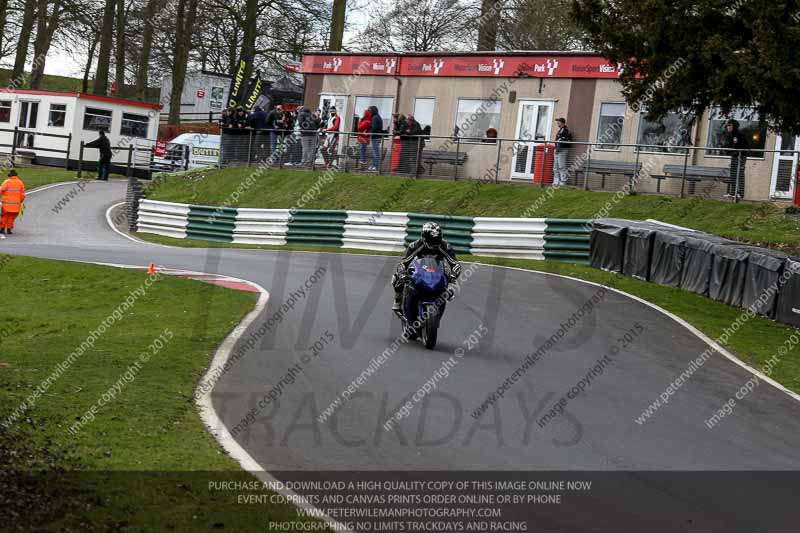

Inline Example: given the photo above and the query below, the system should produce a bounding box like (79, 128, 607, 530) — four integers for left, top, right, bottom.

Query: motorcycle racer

(392, 222, 462, 313)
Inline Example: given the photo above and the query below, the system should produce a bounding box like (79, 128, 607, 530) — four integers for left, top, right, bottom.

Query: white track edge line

(473, 262, 800, 405)
(37, 256, 351, 533)
(98, 187, 799, 415)
(106, 201, 176, 248)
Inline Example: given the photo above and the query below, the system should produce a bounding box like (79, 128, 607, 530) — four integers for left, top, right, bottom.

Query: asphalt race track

(7, 180, 800, 532)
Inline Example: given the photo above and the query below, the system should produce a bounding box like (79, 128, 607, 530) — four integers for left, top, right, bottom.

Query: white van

(152, 133, 220, 171)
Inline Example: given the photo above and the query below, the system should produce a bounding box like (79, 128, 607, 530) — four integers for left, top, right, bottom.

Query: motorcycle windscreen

(590, 218, 629, 273)
(411, 257, 447, 295)
(776, 257, 800, 327)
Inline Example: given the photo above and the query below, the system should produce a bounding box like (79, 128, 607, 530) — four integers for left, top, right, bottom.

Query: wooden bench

(660, 164, 730, 195)
(577, 159, 642, 189)
(420, 150, 468, 176)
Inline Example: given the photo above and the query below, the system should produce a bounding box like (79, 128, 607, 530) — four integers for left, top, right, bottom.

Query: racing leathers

(392, 238, 462, 312)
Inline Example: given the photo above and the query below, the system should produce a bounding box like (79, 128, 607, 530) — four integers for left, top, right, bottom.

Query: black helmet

(421, 222, 442, 249)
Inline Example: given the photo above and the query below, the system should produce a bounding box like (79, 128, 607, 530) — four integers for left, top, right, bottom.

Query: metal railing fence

(0, 126, 72, 170)
(217, 128, 800, 203)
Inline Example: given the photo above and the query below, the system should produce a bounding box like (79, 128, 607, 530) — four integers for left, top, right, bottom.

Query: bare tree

(167, 0, 199, 124)
(497, 0, 585, 50)
(29, 0, 65, 89)
(329, 0, 345, 50)
(0, 0, 9, 61)
(51, 1, 103, 92)
(134, 0, 164, 98)
(114, 0, 126, 95)
(82, 35, 99, 92)
(476, 0, 499, 51)
(352, 0, 471, 52)
(12, 0, 37, 81)
(93, 0, 116, 94)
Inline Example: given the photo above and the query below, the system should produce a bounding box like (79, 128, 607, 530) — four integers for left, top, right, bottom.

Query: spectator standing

(230, 107, 249, 128)
(248, 106, 268, 130)
(85, 129, 112, 181)
(368, 105, 384, 171)
(553, 118, 572, 187)
(356, 108, 372, 169)
(0, 170, 25, 235)
(285, 110, 303, 166)
(322, 107, 341, 169)
(483, 127, 498, 143)
(218, 108, 232, 128)
(247, 106, 269, 161)
(265, 105, 282, 158)
(724, 119, 749, 198)
(402, 114, 423, 175)
(393, 113, 408, 173)
(297, 106, 321, 167)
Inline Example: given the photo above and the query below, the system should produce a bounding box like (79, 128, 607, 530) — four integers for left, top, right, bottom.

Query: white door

(511, 100, 554, 179)
(318, 94, 347, 159)
(319, 94, 347, 131)
(770, 135, 798, 199)
(16, 100, 39, 148)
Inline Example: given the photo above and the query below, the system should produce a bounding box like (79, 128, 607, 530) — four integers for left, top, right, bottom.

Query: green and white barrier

(137, 199, 591, 263)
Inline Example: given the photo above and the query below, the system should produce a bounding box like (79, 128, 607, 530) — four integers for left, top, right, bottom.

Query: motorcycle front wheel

(420, 304, 438, 349)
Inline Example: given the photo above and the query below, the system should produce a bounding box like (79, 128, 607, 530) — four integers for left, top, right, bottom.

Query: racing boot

(392, 291, 403, 315)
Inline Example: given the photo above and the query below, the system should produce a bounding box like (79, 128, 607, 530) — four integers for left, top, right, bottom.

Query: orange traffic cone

(148, 262, 155, 274)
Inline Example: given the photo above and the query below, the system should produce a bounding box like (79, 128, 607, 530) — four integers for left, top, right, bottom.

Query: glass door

(16, 101, 39, 148)
(511, 100, 554, 179)
(318, 94, 348, 160)
(319, 94, 347, 130)
(770, 135, 798, 199)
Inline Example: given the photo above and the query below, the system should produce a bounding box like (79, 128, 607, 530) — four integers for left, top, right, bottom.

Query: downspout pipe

(392, 54, 402, 134)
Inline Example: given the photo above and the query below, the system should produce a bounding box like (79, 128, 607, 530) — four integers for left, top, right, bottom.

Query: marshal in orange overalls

(0, 172, 26, 233)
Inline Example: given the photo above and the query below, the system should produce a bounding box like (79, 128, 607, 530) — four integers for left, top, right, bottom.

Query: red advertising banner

(301, 54, 622, 79)
(301, 55, 399, 76)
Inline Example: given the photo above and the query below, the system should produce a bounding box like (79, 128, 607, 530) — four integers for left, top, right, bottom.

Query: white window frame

(83, 107, 113, 132)
(453, 97, 502, 144)
(769, 134, 798, 200)
(0, 100, 11, 123)
(352, 95, 394, 133)
(635, 109, 695, 156)
(413, 97, 436, 131)
(704, 106, 766, 161)
(48, 103, 67, 128)
(120, 112, 150, 139)
(595, 101, 626, 152)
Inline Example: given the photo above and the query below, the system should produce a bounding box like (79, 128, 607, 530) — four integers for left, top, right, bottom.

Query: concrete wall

(584, 80, 779, 200)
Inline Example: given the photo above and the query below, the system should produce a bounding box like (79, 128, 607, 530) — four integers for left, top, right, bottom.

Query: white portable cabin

(159, 71, 231, 119)
(0, 89, 160, 172)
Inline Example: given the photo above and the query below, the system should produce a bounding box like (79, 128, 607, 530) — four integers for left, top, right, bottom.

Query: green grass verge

(135, 232, 800, 396)
(0, 255, 329, 531)
(0, 69, 86, 93)
(143, 167, 800, 253)
(19, 168, 88, 191)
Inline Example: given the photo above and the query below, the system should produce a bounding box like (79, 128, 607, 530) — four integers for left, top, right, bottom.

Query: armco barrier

(544, 219, 591, 264)
(136, 199, 590, 262)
